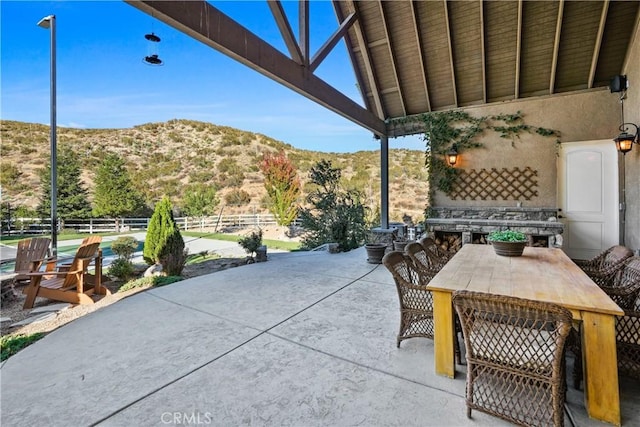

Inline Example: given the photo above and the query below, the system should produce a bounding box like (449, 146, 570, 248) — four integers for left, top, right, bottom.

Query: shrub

(298, 160, 369, 252)
(144, 197, 188, 275)
(111, 236, 138, 260)
(118, 275, 183, 293)
(108, 258, 135, 280)
(238, 229, 263, 259)
(143, 196, 177, 264)
(224, 189, 251, 206)
(158, 230, 188, 276)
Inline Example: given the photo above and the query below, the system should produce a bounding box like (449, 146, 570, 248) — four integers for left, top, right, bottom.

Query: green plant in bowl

(487, 230, 527, 242)
(487, 230, 527, 257)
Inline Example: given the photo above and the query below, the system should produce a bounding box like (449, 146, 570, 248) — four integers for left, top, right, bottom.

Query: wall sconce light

(610, 74, 638, 154)
(446, 144, 458, 166)
(614, 123, 639, 155)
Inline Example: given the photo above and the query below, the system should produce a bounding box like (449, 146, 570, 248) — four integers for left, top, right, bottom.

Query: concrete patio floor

(1, 247, 638, 426)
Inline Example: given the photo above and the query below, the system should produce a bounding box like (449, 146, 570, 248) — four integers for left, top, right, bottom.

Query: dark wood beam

(310, 11, 356, 73)
(298, 0, 309, 67)
(268, 0, 303, 65)
(125, 0, 386, 136)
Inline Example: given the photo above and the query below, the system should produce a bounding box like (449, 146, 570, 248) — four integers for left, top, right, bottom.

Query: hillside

(0, 119, 429, 222)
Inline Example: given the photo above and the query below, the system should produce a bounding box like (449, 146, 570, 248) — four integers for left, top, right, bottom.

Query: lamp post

(38, 14, 57, 256)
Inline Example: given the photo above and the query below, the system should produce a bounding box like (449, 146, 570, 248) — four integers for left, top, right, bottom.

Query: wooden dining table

(427, 244, 624, 426)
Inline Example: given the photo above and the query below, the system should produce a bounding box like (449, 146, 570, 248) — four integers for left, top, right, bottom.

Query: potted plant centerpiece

(487, 230, 528, 257)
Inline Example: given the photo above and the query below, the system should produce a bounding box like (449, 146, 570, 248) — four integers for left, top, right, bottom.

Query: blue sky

(1, 0, 424, 153)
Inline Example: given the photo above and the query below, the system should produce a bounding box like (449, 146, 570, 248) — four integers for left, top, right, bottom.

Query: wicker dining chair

(452, 290, 573, 427)
(599, 256, 640, 310)
(383, 250, 462, 364)
(418, 236, 453, 268)
(405, 242, 442, 280)
(571, 257, 640, 388)
(383, 250, 435, 348)
(573, 245, 633, 288)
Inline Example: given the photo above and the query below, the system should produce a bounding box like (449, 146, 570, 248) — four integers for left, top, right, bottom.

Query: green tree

(92, 153, 144, 222)
(298, 160, 368, 252)
(259, 151, 301, 226)
(143, 197, 187, 275)
(38, 146, 91, 223)
(181, 183, 219, 219)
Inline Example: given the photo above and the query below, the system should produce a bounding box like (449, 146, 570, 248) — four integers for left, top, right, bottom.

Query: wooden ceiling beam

(515, 0, 523, 99)
(331, 1, 377, 119)
(549, 0, 564, 94)
(347, 0, 386, 119)
(378, 1, 406, 117)
(126, 0, 386, 135)
(622, 7, 640, 73)
(268, 0, 304, 65)
(480, 0, 486, 104)
(588, 0, 609, 89)
(444, 0, 458, 107)
(309, 11, 356, 72)
(410, 1, 431, 112)
(299, 0, 309, 67)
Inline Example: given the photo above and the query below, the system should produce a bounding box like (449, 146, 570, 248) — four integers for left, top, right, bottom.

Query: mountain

(0, 119, 429, 222)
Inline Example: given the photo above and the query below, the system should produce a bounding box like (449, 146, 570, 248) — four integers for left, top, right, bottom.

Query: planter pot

(365, 243, 387, 264)
(255, 245, 268, 262)
(489, 240, 527, 257)
(393, 240, 415, 251)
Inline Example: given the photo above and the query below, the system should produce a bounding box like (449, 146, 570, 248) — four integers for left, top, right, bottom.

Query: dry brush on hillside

(0, 119, 429, 222)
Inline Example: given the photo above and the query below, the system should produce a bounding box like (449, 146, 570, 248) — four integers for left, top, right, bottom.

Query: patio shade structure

(125, 0, 640, 247)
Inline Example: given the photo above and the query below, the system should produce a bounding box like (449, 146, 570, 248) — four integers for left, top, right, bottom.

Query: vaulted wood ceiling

(336, 0, 639, 134)
(127, 0, 639, 139)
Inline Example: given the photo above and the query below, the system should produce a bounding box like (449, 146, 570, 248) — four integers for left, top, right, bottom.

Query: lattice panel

(449, 167, 538, 200)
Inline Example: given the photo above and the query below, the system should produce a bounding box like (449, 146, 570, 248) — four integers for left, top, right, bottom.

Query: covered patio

(1, 249, 639, 425)
(3, 2, 638, 426)
(126, 1, 640, 254)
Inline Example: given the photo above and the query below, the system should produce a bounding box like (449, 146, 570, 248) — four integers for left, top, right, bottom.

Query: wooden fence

(0, 214, 302, 235)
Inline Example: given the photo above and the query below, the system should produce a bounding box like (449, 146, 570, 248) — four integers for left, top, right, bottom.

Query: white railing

(1, 214, 301, 235)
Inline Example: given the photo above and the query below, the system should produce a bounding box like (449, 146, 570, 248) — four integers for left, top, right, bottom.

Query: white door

(558, 140, 619, 260)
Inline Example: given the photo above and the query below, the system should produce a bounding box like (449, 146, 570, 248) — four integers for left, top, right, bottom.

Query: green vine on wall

(388, 110, 560, 219)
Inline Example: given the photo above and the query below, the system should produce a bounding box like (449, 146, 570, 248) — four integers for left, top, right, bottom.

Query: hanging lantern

(143, 32, 163, 66)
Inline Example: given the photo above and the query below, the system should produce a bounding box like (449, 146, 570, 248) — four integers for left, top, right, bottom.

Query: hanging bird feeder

(143, 32, 163, 66)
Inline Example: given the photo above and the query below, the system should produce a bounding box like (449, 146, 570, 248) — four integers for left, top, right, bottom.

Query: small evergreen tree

(157, 228, 188, 276)
(38, 146, 92, 225)
(298, 160, 368, 251)
(259, 151, 301, 226)
(143, 196, 187, 276)
(93, 153, 145, 224)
